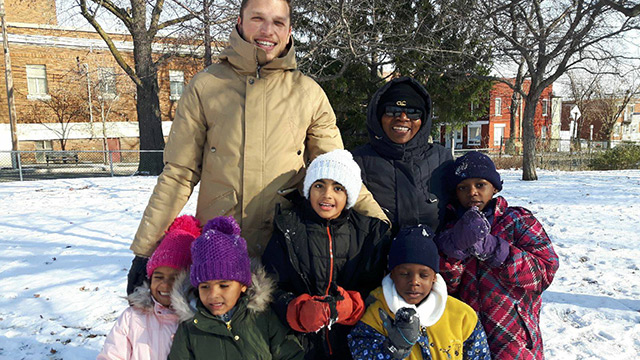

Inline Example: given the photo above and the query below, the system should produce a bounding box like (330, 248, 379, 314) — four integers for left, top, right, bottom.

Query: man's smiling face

(237, 0, 292, 64)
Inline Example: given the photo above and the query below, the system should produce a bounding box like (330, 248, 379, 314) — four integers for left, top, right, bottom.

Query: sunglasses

(384, 106, 423, 120)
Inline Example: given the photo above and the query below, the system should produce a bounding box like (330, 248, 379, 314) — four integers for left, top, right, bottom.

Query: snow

(1, 170, 639, 359)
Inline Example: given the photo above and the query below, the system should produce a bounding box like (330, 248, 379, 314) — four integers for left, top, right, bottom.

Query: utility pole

(0, 0, 19, 168)
(83, 63, 94, 135)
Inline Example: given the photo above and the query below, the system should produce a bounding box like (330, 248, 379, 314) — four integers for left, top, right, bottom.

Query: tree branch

(79, 0, 142, 87)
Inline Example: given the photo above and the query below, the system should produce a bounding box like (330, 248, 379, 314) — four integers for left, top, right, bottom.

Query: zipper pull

(225, 320, 232, 331)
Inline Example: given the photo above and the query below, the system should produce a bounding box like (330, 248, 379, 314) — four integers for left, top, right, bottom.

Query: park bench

(45, 151, 79, 165)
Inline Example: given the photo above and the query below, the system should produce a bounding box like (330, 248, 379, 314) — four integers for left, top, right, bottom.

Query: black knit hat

(388, 225, 440, 272)
(450, 151, 503, 191)
(376, 82, 427, 121)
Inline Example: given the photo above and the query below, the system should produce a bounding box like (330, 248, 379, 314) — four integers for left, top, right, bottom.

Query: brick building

(439, 79, 554, 152)
(560, 99, 640, 144)
(0, 0, 210, 156)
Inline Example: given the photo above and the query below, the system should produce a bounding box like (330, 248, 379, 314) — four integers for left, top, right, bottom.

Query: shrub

(590, 144, 640, 170)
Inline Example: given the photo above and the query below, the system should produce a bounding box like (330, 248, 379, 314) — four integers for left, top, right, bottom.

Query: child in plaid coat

(434, 152, 559, 359)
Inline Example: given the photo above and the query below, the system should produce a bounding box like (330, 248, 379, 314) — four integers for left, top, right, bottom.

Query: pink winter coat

(97, 283, 179, 360)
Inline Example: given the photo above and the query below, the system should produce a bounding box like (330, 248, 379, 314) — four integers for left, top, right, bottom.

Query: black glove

(126, 256, 149, 295)
(379, 307, 421, 359)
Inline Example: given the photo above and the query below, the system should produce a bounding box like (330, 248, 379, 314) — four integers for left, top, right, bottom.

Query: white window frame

(626, 104, 635, 121)
(169, 70, 185, 101)
(455, 129, 463, 141)
(541, 125, 548, 139)
(495, 97, 502, 116)
(26, 64, 49, 100)
(542, 99, 549, 116)
(98, 67, 117, 99)
(467, 125, 482, 146)
(493, 124, 506, 146)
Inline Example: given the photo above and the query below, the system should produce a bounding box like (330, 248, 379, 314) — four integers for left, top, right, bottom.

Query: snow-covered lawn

(1, 170, 639, 359)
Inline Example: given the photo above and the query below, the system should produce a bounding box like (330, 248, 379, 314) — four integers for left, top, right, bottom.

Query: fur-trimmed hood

(127, 275, 181, 322)
(171, 259, 276, 322)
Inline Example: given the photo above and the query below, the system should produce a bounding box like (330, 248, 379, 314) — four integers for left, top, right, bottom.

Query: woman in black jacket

(352, 77, 453, 236)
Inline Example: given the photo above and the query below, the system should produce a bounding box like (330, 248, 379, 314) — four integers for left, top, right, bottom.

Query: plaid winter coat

(437, 196, 559, 359)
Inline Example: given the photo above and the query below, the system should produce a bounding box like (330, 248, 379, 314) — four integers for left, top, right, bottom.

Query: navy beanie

(388, 225, 440, 272)
(450, 151, 503, 191)
(376, 83, 426, 122)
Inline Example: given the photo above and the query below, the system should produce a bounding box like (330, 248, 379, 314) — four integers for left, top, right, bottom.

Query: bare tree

(480, 0, 639, 180)
(77, 0, 197, 175)
(168, 0, 236, 66)
(505, 59, 526, 154)
(568, 71, 639, 146)
(24, 85, 87, 151)
(605, 0, 640, 16)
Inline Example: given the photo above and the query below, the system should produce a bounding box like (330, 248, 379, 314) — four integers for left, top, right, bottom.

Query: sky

(1, 169, 639, 359)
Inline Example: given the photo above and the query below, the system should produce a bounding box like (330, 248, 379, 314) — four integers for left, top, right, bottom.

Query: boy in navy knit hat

(262, 149, 391, 359)
(168, 216, 304, 360)
(348, 225, 490, 360)
(435, 151, 559, 359)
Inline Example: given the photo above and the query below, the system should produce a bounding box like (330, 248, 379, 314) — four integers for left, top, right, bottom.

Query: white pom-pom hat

(303, 149, 363, 209)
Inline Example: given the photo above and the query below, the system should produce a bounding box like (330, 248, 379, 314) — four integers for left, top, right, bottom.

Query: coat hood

(218, 26, 297, 77)
(128, 275, 182, 321)
(128, 281, 155, 312)
(366, 77, 433, 160)
(171, 258, 276, 322)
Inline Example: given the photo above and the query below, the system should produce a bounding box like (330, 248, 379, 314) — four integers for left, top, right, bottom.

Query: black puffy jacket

(262, 194, 390, 360)
(352, 77, 453, 235)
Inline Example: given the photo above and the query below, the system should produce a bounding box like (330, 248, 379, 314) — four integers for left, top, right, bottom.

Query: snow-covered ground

(1, 170, 639, 359)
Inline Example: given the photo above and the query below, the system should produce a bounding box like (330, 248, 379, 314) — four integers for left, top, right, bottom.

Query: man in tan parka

(126, 0, 387, 294)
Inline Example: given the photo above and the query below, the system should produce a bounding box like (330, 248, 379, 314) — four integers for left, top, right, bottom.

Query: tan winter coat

(131, 28, 386, 257)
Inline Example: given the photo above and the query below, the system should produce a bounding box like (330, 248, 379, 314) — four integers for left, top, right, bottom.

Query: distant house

(438, 79, 554, 152)
(559, 98, 640, 147)
(0, 0, 214, 156)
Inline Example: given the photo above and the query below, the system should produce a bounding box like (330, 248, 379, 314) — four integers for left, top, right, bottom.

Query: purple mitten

(472, 234, 510, 267)
(435, 207, 492, 261)
(453, 207, 491, 249)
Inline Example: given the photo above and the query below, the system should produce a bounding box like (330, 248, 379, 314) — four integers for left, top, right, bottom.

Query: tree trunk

(134, 38, 165, 175)
(203, 0, 212, 67)
(521, 95, 539, 181)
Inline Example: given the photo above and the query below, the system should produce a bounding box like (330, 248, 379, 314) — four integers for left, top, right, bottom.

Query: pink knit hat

(146, 215, 202, 278)
(190, 216, 252, 288)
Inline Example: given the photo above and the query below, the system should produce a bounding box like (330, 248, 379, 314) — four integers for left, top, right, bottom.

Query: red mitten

(334, 286, 365, 325)
(286, 294, 330, 333)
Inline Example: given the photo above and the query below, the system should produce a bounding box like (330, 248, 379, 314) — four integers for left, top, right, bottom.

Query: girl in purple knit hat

(435, 151, 559, 359)
(168, 216, 304, 360)
(98, 215, 201, 360)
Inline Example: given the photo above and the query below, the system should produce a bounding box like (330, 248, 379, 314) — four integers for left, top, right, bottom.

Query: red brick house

(439, 79, 554, 152)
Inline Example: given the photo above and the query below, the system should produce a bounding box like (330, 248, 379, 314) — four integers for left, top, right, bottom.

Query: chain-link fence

(453, 138, 640, 171)
(0, 150, 163, 182)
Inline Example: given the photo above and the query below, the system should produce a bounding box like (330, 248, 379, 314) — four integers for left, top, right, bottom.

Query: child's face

(309, 179, 347, 220)
(150, 266, 179, 307)
(390, 263, 437, 305)
(198, 279, 247, 316)
(455, 178, 498, 211)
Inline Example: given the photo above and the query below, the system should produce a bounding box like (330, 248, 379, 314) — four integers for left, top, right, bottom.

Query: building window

(470, 101, 475, 116)
(98, 67, 117, 99)
(495, 98, 502, 116)
(170, 70, 184, 101)
(541, 126, 548, 139)
(626, 104, 635, 122)
(542, 99, 549, 116)
(493, 124, 505, 146)
(26, 65, 49, 99)
(468, 125, 482, 146)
